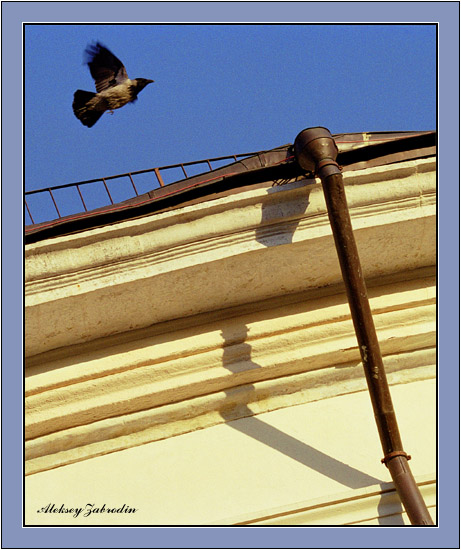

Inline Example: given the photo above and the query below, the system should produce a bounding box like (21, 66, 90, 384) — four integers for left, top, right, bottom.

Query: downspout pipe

(294, 127, 433, 526)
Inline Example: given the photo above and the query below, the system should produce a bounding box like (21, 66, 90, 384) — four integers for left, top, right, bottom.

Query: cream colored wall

(25, 157, 436, 525)
(26, 379, 436, 525)
(25, 158, 436, 357)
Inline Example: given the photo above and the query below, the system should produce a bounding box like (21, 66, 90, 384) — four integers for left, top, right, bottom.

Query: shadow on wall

(218, 323, 404, 525)
(255, 182, 313, 248)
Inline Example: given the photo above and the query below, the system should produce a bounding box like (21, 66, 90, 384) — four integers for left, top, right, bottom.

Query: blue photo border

(3, 2, 459, 548)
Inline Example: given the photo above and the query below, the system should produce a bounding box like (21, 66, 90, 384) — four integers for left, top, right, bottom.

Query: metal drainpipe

(293, 127, 434, 526)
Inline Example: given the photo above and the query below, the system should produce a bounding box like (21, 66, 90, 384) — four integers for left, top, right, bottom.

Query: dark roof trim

(25, 131, 435, 244)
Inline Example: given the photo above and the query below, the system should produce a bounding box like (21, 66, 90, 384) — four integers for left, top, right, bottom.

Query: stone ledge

(25, 273, 435, 394)
(25, 272, 435, 476)
(24, 157, 435, 279)
(25, 358, 434, 476)
(25, 158, 435, 357)
(25, 275, 435, 439)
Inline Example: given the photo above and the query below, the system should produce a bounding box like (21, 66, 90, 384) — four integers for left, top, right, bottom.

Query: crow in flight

(73, 42, 154, 127)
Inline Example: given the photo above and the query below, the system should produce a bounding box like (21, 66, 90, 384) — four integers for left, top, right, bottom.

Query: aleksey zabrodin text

(37, 503, 138, 518)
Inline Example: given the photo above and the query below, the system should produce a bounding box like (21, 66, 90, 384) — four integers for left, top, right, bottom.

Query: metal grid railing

(25, 152, 264, 226)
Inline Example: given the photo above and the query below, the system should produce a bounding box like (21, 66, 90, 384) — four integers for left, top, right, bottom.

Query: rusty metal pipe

(294, 127, 433, 525)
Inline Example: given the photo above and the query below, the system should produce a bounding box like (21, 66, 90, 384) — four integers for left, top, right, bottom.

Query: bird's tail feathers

(72, 90, 103, 128)
(73, 89, 96, 107)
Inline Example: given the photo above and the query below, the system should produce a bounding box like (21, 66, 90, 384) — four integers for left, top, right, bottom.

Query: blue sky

(4, 3, 460, 549)
(24, 23, 436, 223)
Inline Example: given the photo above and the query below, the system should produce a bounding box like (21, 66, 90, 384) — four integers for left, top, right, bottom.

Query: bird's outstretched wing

(85, 43, 129, 93)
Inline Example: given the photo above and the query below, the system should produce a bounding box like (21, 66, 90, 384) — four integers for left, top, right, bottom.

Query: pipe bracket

(316, 159, 342, 179)
(317, 158, 341, 171)
(381, 450, 412, 467)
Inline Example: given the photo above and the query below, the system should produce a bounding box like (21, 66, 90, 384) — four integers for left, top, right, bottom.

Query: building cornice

(25, 157, 435, 358)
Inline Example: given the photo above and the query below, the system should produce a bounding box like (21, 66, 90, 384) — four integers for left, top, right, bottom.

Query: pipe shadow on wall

(219, 325, 382, 490)
(219, 324, 404, 525)
(254, 181, 312, 248)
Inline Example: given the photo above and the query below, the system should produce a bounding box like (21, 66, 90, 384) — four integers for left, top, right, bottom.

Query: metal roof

(25, 130, 435, 244)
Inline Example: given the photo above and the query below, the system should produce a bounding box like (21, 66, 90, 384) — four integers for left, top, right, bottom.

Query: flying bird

(72, 42, 154, 127)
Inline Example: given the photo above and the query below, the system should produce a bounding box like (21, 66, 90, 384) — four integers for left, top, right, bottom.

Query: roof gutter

(24, 131, 435, 244)
(294, 127, 434, 526)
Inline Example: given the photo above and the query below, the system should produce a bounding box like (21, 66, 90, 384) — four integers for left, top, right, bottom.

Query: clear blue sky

(5, 4, 459, 550)
(25, 23, 436, 222)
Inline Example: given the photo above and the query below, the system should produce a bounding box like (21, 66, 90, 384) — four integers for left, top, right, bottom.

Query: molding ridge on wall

(213, 474, 436, 526)
(25, 273, 435, 475)
(25, 158, 435, 357)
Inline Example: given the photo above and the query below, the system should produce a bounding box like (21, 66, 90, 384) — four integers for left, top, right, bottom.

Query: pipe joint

(294, 127, 339, 176)
(316, 158, 341, 179)
(381, 450, 412, 467)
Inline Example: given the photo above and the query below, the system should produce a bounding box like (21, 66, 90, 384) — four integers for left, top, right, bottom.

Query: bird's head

(134, 78, 154, 91)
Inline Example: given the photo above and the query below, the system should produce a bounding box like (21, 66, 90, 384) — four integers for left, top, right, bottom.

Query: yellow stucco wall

(26, 379, 435, 525)
(25, 157, 436, 525)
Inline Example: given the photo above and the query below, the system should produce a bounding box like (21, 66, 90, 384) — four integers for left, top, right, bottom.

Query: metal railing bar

(48, 189, 61, 218)
(25, 152, 265, 196)
(26, 177, 104, 195)
(157, 152, 259, 170)
(25, 200, 35, 225)
(76, 185, 88, 212)
(128, 173, 139, 196)
(154, 168, 165, 187)
(24, 150, 272, 223)
(102, 178, 114, 204)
